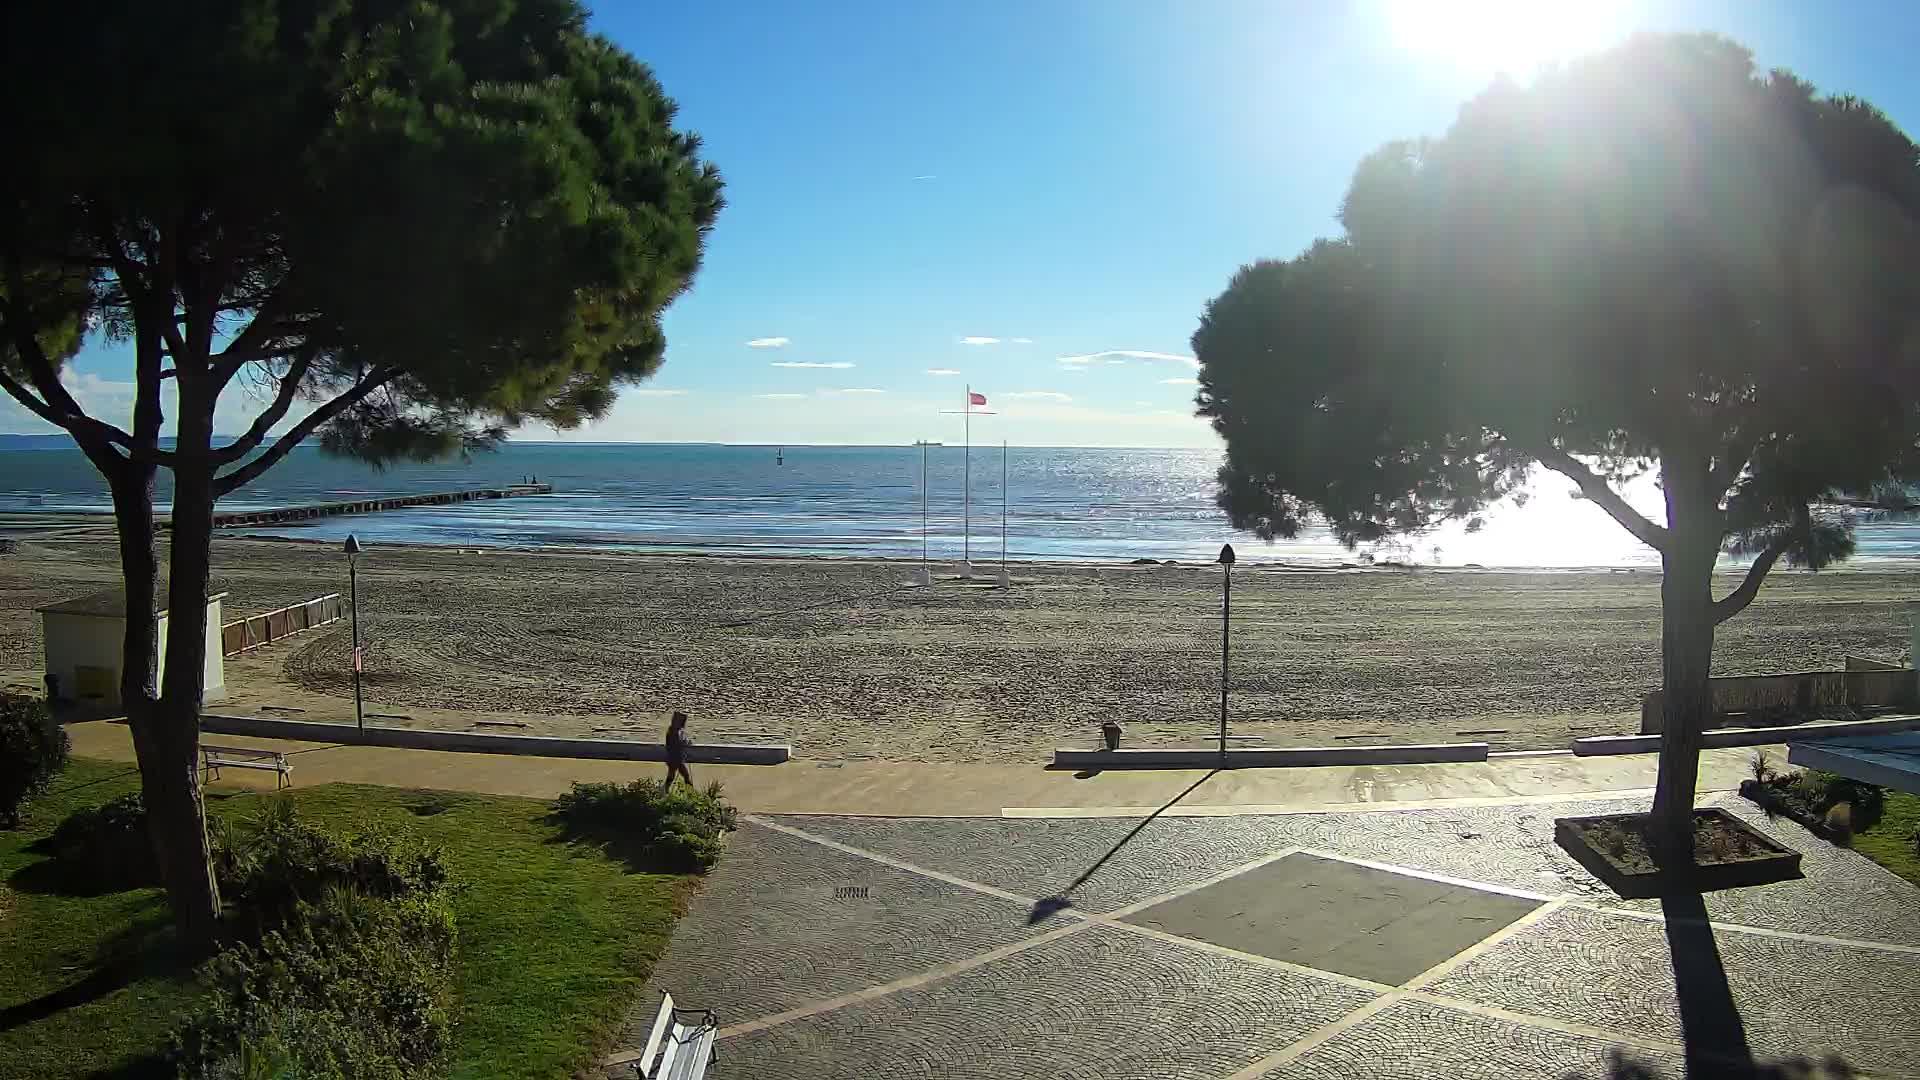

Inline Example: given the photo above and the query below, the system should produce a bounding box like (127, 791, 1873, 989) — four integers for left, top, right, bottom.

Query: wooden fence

(221, 593, 344, 657)
(1640, 667, 1919, 733)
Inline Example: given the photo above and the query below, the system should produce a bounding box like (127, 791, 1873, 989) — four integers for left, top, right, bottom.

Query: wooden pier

(187, 483, 551, 529)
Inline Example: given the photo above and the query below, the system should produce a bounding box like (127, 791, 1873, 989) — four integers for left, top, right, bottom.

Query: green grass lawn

(1853, 790, 1920, 887)
(0, 759, 691, 1079)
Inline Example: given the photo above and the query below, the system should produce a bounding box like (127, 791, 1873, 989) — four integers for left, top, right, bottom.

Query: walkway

(67, 719, 1770, 817)
(614, 795, 1920, 1079)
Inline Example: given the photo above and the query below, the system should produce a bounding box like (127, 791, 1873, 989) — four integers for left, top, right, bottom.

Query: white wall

(42, 613, 129, 704)
(42, 599, 226, 705)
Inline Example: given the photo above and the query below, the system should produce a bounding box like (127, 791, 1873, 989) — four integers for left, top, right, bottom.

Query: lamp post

(344, 534, 364, 732)
(1217, 543, 1235, 758)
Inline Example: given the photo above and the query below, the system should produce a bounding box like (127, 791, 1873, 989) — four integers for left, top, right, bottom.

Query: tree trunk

(150, 386, 223, 949)
(1650, 524, 1719, 863)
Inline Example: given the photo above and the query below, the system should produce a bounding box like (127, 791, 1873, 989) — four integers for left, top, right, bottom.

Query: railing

(221, 593, 344, 657)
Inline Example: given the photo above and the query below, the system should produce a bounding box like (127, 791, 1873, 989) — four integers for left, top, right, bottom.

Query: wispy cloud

(1010, 337, 1033, 344)
(771, 361, 855, 369)
(959, 336, 1000, 346)
(912, 174, 937, 181)
(629, 388, 689, 397)
(1058, 349, 1198, 368)
(746, 337, 790, 349)
(1159, 377, 1199, 386)
(753, 393, 808, 399)
(926, 368, 962, 376)
(1005, 391, 1072, 402)
(826, 388, 887, 394)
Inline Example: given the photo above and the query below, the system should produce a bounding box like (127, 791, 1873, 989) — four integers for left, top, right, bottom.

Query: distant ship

(912, 440, 944, 447)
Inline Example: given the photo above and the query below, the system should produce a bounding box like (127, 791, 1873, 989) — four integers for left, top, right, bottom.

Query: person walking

(664, 711, 694, 788)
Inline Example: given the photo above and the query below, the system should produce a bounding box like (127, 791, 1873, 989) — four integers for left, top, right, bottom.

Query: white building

(37, 588, 227, 706)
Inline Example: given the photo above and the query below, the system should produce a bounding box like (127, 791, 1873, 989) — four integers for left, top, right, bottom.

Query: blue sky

(13, 0, 1920, 447)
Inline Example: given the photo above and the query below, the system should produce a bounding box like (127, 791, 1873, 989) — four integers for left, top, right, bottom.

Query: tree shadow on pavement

(1028, 768, 1220, 924)
(1576, 891, 1855, 1080)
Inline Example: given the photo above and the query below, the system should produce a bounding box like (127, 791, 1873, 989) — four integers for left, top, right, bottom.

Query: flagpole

(918, 439, 930, 585)
(963, 385, 972, 579)
(1000, 439, 1009, 588)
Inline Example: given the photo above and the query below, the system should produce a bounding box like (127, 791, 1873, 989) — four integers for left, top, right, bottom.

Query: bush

(1790, 770, 1888, 832)
(46, 792, 159, 891)
(0, 692, 68, 827)
(218, 798, 451, 936)
(174, 888, 457, 1080)
(552, 778, 737, 873)
(175, 802, 458, 1079)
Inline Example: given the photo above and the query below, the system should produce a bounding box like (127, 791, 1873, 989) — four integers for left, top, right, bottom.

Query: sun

(1384, 0, 1629, 79)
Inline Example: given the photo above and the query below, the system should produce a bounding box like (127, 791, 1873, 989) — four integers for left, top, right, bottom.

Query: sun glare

(1385, 0, 1629, 80)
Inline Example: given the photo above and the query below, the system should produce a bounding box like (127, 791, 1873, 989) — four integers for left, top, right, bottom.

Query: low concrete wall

(1050, 742, 1489, 770)
(1639, 669, 1918, 734)
(1575, 713, 1920, 756)
(199, 713, 789, 765)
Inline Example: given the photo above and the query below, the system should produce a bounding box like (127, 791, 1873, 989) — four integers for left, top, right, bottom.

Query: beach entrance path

(610, 795, 1920, 1079)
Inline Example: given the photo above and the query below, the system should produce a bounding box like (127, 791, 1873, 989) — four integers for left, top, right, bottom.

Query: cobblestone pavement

(608, 793, 1920, 1079)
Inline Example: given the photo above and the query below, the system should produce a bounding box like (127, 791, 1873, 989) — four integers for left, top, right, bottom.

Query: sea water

(4, 440, 1920, 567)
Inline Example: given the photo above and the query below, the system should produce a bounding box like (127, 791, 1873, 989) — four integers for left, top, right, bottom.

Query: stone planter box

(1554, 808, 1803, 899)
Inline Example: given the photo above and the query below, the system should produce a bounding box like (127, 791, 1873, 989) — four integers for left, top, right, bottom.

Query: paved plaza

(610, 791, 1920, 1079)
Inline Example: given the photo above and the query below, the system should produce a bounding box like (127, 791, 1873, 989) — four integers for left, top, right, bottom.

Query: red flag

(968, 391, 987, 406)
(352, 646, 364, 674)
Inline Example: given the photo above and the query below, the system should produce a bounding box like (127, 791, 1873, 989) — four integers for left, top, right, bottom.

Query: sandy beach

(2, 534, 1915, 762)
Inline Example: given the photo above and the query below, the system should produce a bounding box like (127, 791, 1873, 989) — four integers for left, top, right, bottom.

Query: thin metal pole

(350, 553, 364, 733)
(1219, 563, 1230, 757)
(1001, 440, 1008, 577)
(964, 386, 971, 568)
(921, 440, 928, 570)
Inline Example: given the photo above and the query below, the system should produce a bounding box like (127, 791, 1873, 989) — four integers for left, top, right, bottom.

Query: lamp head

(343, 534, 363, 556)
(1217, 543, 1236, 567)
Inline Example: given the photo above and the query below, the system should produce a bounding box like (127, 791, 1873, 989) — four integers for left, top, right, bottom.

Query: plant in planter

(1555, 809, 1803, 899)
(1741, 767, 1888, 845)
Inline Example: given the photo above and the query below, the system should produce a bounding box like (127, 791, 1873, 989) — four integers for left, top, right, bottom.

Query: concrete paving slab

(627, 819, 1072, 1034)
(1426, 904, 1920, 1076)
(1261, 997, 1686, 1080)
(1121, 853, 1542, 985)
(704, 922, 1377, 1080)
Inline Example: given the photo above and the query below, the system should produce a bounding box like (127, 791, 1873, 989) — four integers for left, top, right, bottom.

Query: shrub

(552, 778, 738, 873)
(174, 887, 457, 1080)
(218, 798, 451, 936)
(46, 792, 159, 891)
(1791, 770, 1888, 833)
(0, 692, 68, 827)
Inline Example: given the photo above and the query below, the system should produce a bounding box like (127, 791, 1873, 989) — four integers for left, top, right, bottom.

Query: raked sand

(2, 535, 1915, 762)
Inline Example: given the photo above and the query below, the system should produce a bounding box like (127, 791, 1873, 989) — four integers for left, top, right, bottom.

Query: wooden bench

(630, 993, 717, 1079)
(200, 744, 293, 790)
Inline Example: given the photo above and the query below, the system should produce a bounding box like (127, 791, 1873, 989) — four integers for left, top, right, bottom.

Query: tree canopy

(1198, 33, 1920, 583)
(1, 0, 723, 476)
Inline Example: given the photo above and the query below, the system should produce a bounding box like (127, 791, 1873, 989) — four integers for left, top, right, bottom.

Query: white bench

(631, 993, 716, 1080)
(200, 744, 293, 790)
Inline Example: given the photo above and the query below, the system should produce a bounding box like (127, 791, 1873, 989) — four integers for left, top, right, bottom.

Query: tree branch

(88, 201, 190, 362)
(1529, 443, 1671, 553)
(0, 294, 155, 463)
(1713, 535, 1788, 624)
(1708, 438, 1753, 498)
(211, 347, 316, 465)
(212, 367, 397, 496)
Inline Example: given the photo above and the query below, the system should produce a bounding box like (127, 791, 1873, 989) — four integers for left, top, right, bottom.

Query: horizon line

(0, 432, 1220, 452)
